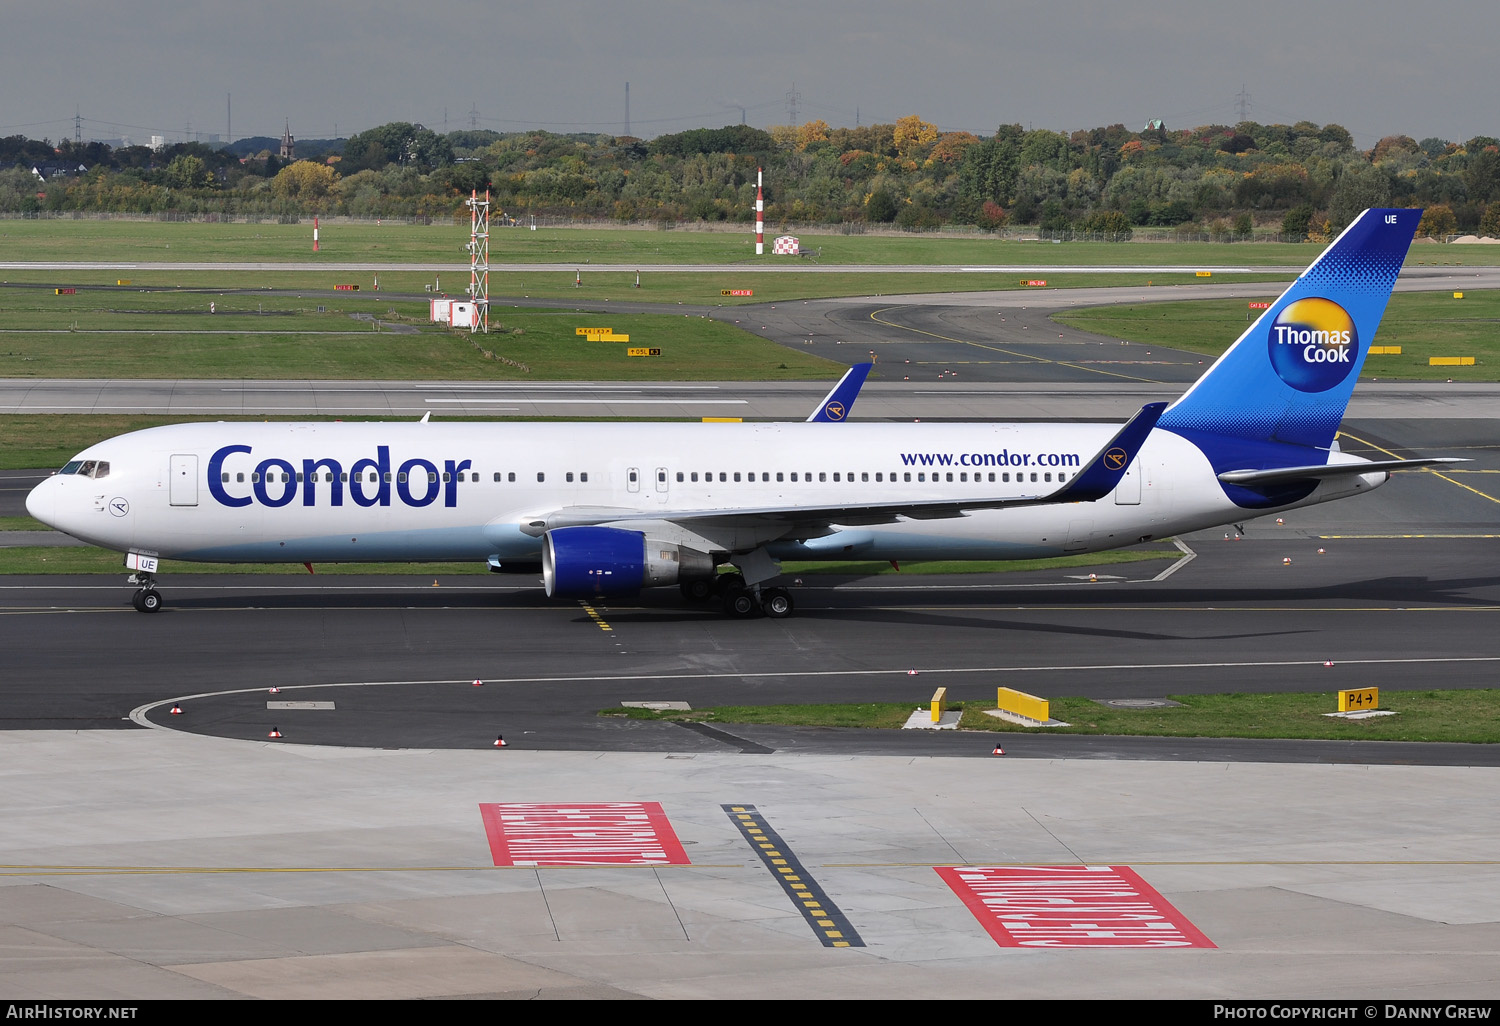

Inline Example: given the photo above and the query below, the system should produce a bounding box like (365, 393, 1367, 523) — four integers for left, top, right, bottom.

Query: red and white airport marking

(479, 802, 690, 866)
(935, 865, 1215, 948)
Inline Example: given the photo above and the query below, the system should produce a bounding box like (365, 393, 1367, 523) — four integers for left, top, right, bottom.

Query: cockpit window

(58, 460, 109, 479)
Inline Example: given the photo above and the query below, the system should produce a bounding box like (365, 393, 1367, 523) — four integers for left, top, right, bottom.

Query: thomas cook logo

(824, 401, 846, 421)
(1267, 297, 1358, 393)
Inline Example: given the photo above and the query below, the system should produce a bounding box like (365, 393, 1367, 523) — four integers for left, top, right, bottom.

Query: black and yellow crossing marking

(723, 804, 864, 948)
(577, 599, 613, 632)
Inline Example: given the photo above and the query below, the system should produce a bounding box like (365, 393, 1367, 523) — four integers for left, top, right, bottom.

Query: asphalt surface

(3, 265, 1500, 999)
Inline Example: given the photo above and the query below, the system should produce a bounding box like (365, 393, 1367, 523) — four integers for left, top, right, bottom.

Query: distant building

(279, 120, 295, 160)
(31, 162, 87, 181)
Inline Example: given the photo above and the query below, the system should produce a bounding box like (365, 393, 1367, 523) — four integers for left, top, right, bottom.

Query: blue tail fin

(1158, 208, 1419, 451)
(806, 362, 872, 422)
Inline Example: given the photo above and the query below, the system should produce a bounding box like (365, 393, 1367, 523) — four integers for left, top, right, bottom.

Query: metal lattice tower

(466, 189, 490, 334)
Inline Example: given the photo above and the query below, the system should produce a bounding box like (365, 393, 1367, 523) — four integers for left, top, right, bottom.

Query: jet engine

(542, 526, 716, 598)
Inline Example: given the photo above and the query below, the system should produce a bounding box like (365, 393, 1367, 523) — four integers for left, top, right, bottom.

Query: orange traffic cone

(992, 744, 1005, 756)
(170, 704, 183, 715)
(493, 734, 507, 748)
(268, 727, 282, 738)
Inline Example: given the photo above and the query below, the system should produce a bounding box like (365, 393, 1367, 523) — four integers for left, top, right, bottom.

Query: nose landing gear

(128, 572, 163, 613)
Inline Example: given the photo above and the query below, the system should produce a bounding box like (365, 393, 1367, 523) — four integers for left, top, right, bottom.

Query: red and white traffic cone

(268, 727, 282, 739)
(493, 734, 507, 748)
(992, 744, 1005, 756)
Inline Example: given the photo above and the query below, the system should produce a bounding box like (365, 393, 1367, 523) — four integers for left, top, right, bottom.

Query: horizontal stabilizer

(1218, 457, 1468, 486)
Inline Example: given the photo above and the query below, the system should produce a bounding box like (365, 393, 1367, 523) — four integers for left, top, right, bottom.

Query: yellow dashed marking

(576, 599, 614, 633)
(722, 803, 865, 949)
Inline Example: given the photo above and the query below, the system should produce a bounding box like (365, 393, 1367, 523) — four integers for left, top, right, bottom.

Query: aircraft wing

(522, 402, 1166, 538)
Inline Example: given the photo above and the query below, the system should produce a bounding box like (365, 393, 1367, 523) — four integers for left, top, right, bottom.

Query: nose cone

(25, 476, 56, 528)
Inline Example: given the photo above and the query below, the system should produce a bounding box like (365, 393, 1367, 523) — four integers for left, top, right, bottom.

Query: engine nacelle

(542, 526, 715, 598)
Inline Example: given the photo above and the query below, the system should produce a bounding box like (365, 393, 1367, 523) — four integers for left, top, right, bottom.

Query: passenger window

(494, 472, 502, 482)
(833, 472, 840, 482)
(1045, 472, 1052, 482)
(1030, 472, 1037, 482)
(875, 473, 882, 482)
(580, 472, 588, 483)
(691, 472, 699, 482)
(719, 472, 726, 482)
(733, 472, 741, 482)
(383, 472, 392, 482)
(776, 472, 783, 482)
(946, 473, 953, 483)
(537, 472, 545, 482)
(566, 472, 574, 483)
(398, 472, 407, 483)
(904, 473, 911, 482)
(819, 472, 826, 482)
(918, 473, 925, 482)
(222, 472, 230, 482)
(508, 472, 516, 483)
(791, 472, 798, 482)
(676, 472, 684, 482)
(862, 472, 868, 482)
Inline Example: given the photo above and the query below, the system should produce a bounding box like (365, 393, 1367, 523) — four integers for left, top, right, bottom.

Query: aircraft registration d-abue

(28, 208, 1458, 618)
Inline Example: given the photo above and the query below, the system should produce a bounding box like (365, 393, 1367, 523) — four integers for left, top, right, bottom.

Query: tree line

(2, 117, 1497, 238)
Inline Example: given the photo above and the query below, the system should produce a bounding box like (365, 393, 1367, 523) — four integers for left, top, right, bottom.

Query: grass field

(605, 689, 1500, 744)
(0, 285, 840, 380)
(1058, 289, 1500, 381)
(0, 217, 1423, 266)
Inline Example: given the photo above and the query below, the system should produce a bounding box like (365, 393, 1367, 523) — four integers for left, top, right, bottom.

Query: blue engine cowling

(542, 526, 715, 598)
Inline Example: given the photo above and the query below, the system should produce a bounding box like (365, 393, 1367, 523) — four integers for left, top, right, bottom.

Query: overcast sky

(4, 1, 1495, 149)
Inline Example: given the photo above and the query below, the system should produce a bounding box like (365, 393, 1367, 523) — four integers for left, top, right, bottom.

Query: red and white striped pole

(313, 216, 319, 252)
(755, 167, 764, 255)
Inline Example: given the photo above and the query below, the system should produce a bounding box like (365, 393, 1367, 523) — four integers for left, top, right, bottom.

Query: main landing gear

(680, 573, 795, 619)
(129, 572, 163, 613)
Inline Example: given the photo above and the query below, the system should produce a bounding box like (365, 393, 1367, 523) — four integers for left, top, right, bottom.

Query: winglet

(1047, 402, 1167, 503)
(805, 363, 873, 422)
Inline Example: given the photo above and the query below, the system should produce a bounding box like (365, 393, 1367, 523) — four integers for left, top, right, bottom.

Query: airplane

(26, 208, 1460, 618)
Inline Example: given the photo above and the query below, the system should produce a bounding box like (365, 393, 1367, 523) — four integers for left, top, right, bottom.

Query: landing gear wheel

(761, 587, 794, 618)
(679, 578, 714, 602)
(134, 589, 163, 613)
(723, 588, 761, 618)
(712, 573, 745, 598)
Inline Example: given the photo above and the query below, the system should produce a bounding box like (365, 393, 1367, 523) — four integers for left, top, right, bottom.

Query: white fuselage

(26, 420, 1385, 568)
